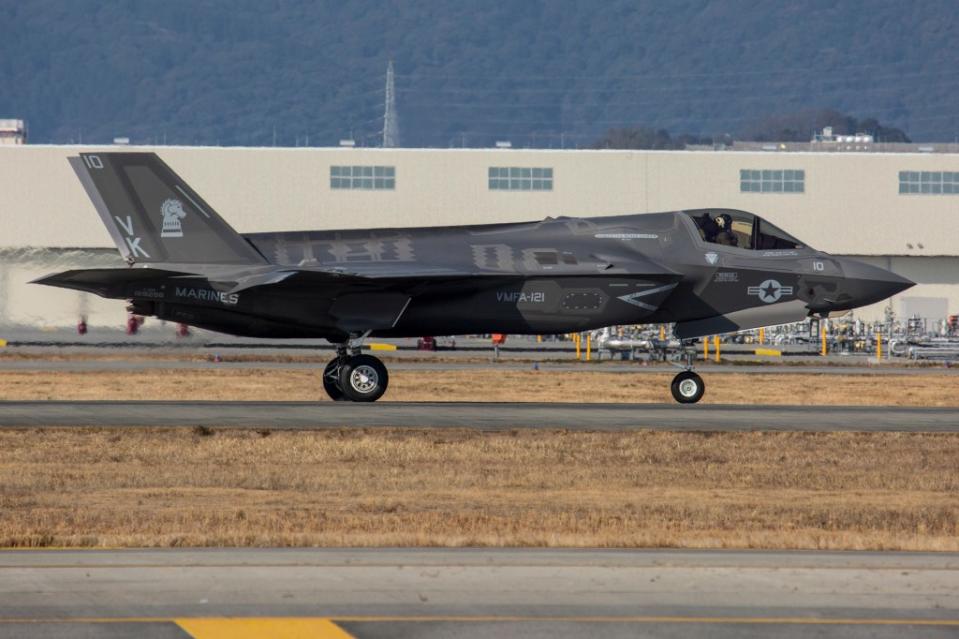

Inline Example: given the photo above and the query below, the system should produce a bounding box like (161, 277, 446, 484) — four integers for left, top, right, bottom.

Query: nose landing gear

(323, 333, 390, 402)
(671, 370, 705, 404)
(669, 342, 705, 404)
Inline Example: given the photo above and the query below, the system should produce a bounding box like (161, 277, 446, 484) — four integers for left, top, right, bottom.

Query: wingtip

(30, 273, 60, 285)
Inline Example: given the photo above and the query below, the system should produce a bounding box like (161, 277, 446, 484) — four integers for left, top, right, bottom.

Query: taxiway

(1, 400, 957, 431)
(1, 548, 957, 638)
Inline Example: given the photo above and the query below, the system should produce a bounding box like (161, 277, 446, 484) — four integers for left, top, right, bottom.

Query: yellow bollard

(537, 334, 542, 343)
(759, 327, 765, 344)
(703, 337, 709, 359)
(876, 333, 882, 360)
(821, 325, 827, 356)
(713, 335, 720, 363)
(575, 333, 581, 360)
(659, 325, 666, 340)
(586, 334, 591, 361)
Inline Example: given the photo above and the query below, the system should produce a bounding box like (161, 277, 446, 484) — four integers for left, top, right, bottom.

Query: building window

(740, 169, 805, 193)
(899, 171, 959, 194)
(330, 165, 395, 190)
(489, 167, 553, 191)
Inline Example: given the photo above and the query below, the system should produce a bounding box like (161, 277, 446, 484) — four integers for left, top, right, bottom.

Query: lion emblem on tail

(160, 198, 187, 238)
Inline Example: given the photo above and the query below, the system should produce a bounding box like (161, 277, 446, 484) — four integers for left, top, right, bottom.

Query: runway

(1, 548, 957, 638)
(1, 400, 958, 431)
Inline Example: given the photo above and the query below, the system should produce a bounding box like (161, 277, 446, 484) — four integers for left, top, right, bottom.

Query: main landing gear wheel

(338, 354, 389, 402)
(322, 359, 347, 401)
(671, 370, 705, 404)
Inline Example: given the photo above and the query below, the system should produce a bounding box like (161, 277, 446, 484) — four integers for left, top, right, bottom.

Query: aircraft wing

(36, 255, 679, 299)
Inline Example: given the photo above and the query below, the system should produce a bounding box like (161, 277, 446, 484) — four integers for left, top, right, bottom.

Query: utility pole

(382, 59, 400, 148)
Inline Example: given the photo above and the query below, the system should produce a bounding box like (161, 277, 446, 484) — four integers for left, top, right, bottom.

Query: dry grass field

(0, 368, 956, 405)
(1, 428, 957, 550)
(1, 365, 956, 551)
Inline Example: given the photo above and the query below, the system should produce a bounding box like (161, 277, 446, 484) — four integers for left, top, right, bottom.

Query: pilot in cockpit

(696, 211, 720, 243)
(714, 213, 738, 247)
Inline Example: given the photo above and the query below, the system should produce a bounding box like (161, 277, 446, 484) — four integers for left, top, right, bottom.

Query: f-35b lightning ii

(37, 153, 913, 403)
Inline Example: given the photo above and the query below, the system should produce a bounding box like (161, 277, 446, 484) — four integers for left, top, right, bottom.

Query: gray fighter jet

(37, 153, 913, 403)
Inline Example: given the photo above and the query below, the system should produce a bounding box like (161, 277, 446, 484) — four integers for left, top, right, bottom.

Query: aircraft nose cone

(837, 258, 914, 308)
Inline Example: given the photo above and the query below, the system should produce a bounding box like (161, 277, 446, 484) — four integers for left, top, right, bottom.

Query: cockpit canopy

(683, 209, 805, 251)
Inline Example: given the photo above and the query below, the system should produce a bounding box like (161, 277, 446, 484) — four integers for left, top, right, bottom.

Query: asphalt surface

(1, 549, 957, 638)
(1, 400, 957, 431)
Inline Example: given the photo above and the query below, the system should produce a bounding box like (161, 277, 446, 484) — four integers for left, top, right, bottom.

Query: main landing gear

(323, 333, 389, 402)
(669, 343, 705, 404)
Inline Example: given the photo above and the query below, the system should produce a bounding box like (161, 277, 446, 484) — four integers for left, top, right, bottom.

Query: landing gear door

(330, 293, 411, 332)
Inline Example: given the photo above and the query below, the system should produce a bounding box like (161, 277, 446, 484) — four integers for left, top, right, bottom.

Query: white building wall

(4, 144, 959, 254)
(0, 145, 957, 327)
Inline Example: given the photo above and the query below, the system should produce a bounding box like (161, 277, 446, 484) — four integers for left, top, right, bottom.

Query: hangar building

(0, 144, 956, 329)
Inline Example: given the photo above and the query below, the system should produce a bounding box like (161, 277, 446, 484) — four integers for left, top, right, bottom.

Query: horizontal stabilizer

(32, 268, 191, 297)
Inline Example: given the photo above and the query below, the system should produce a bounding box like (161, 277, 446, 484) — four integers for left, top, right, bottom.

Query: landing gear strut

(669, 341, 705, 404)
(322, 333, 390, 402)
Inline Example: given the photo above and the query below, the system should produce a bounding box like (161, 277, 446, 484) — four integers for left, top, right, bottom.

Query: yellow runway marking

(754, 347, 782, 357)
(0, 616, 958, 627)
(176, 618, 355, 638)
(367, 343, 397, 351)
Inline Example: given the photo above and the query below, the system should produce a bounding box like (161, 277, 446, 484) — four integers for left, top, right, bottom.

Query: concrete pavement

(1, 549, 957, 638)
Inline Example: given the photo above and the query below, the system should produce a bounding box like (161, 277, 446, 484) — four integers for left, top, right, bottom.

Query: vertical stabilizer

(70, 152, 267, 265)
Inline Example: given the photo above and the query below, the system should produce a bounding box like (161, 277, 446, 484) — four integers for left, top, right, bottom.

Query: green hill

(2, 0, 956, 146)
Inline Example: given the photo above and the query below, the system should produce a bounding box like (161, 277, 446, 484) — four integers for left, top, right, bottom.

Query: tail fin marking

(70, 152, 267, 266)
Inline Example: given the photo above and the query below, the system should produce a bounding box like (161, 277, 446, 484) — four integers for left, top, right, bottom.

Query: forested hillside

(2, 0, 956, 146)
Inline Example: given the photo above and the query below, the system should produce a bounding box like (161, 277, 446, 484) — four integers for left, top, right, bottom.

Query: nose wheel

(668, 339, 705, 404)
(671, 370, 705, 404)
